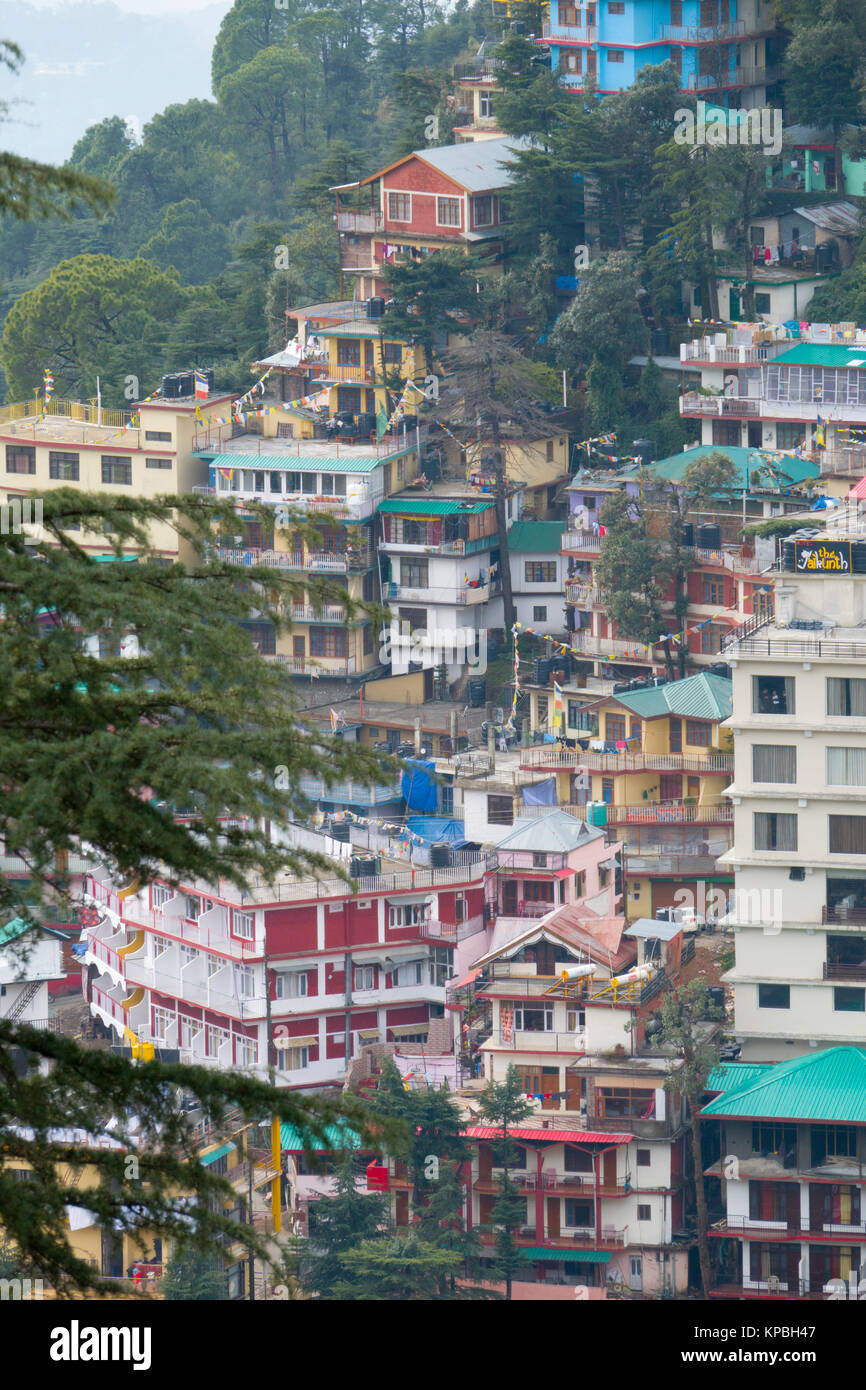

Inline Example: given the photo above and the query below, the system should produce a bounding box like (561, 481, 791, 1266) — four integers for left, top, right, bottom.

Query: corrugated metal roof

(701, 1047, 866, 1122)
(495, 811, 604, 854)
(205, 453, 386, 474)
(793, 200, 861, 235)
(849, 476, 866, 501)
(315, 320, 395, 338)
(463, 1127, 633, 1144)
(521, 1247, 612, 1263)
(622, 445, 818, 490)
(377, 497, 493, 515)
(705, 1062, 774, 1093)
(0, 918, 30, 947)
(771, 344, 866, 368)
(505, 520, 566, 554)
(280, 1123, 362, 1152)
(410, 136, 532, 191)
(602, 672, 733, 722)
(626, 918, 681, 942)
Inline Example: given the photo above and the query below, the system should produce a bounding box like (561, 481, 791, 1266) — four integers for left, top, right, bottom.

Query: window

(533, 606, 548, 621)
(285, 1046, 310, 1070)
(395, 960, 423, 986)
(354, 965, 375, 991)
(152, 1006, 173, 1040)
(387, 192, 411, 221)
(153, 938, 169, 960)
(751, 1123, 796, 1158)
(436, 197, 461, 228)
(827, 748, 866, 786)
(608, 0, 625, 9)
(608, 48, 624, 61)
(524, 561, 556, 583)
(828, 678, 866, 717)
(566, 1006, 585, 1032)
(488, 794, 513, 826)
(755, 293, 771, 315)
(753, 674, 794, 714)
(575, 870, 586, 897)
(383, 341, 402, 365)
(533, 852, 547, 868)
(703, 578, 724, 604)
(597, 1087, 655, 1118)
(235, 965, 255, 998)
(776, 423, 805, 450)
(749, 225, 766, 246)
(834, 986, 866, 1013)
(752, 745, 797, 783)
(206, 955, 221, 977)
(754, 812, 797, 852)
(152, 884, 172, 909)
(637, 1203, 651, 1221)
(276, 971, 308, 999)
(145, 457, 172, 469)
(473, 195, 493, 226)
(236, 1036, 257, 1066)
(712, 420, 741, 447)
(514, 1004, 553, 1031)
(401, 558, 429, 588)
(700, 623, 724, 655)
(179, 1016, 194, 1050)
(685, 720, 711, 747)
(812, 1125, 856, 1160)
(636, 1148, 651, 1167)
(233, 910, 254, 940)
(397, 606, 426, 633)
(204, 1024, 226, 1057)
(670, 0, 682, 22)
(6, 445, 35, 474)
(758, 983, 790, 1009)
(180, 944, 197, 967)
(101, 456, 132, 485)
(48, 451, 79, 481)
(389, 902, 429, 928)
(830, 816, 866, 855)
(309, 627, 348, 658)
(565, 1199, 593, 1227)
(145, 430, 172, 442)
(606, 713, 626, 742)
(524, 880, 554, 902)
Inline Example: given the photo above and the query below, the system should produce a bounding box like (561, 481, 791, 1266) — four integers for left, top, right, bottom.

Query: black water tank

(698, 523, 721, 548)
(161, 374, 179, 399)
(651, 328, 670, 356)
(633, 438, 655, 467)
(815, 242, 834, 273)
(468, 678, 486, 707)
(204, 368, 215, 392)
(355, 412, 376, 434)
(329, 821, 351, 842)
(430, 841, 452, 868)
(681, 522, 694, 547)
(533, 657, 551, 684)
(176, 370, 195, 397)
(367, 296, 385, 319)
(350, 853, 379, 877)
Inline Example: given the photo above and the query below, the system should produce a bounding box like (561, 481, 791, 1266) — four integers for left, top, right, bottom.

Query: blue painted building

(539, 0, 781, 108)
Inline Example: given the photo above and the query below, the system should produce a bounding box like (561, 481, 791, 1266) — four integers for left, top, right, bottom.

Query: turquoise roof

(0, 918, 30, 947)
(622, 446, 819, 491)
(506, 521, 566, 553)
(378, 497, 493, 515)
(521, 1248, 612, 1263)
(770, 344, 866, 369)
(280, 1122, 362, 1152)
(705, 1062, 774, 1093)
(701, 1047, 866, 1123)
(602, 671, 733, 722)
(201, 452, 407, 473)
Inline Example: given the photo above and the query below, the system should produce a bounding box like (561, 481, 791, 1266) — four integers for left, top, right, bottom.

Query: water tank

(430, 841, 452, 868)
(532, 657, 552, 684)
(681, 522, 694, 547)
(510, 19, 526, 32)
(161, 374, 180, 399)
(204, 368, 216, 392)
(698, 523, 721, 549)
(350, 853, 380, 877)
(176, 370, 195, 397)
(656, 907, 672, 922)
(468, 678, 487, 707)
(814, 242, 834, 274)
(329, 821, 351, 842)
(651, 328, 670, 356)
(633, 438, 655, 467)
(367, 296, 386, 319)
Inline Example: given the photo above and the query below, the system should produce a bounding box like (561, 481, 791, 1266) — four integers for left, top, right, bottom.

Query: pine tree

(476, 1065, 533, 1300)
(331, 1229, 460, 1300)
(160, 1245, 227, 1300)
(300, 1152, 387, 1299)
(415, 1159, 493, 1299)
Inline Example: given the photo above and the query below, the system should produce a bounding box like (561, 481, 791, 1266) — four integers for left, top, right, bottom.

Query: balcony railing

(386, 581, 499, 606)
(823, 905, 866, 926)
(210, 547, 373, 573)
(288, 605, 347, 624)
(541, 20, 596, 40)
(727, 636, 866, 661)
(453, 58, 504, 80)
(565, 583, 602, 606)
(712, 1216, 866, 1242)
(686, 64, 782, 91)
(681, 340, 775, 366)
(561, 530, 603, 554)
(605, 802, 733, 824)
(336, 210, 383, 234)
(659, 20, 745, 40)
(420, 913, 485, 942)
(268, 655, 358, 676)
(624, 853, 726, 875)
(823, 961, 866, 981)
(680, 392, 760, 417)
(519, 747, 733, 773)
(308, 362, 377, 385)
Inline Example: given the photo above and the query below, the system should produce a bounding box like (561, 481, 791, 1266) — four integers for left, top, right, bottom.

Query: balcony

(453, 58, 504, 81)
(565, 583, 602, 606)
(680, 339, 777, 366)
(659, 20, 745, 41)
(711, 1216, 866, 1244)
(680, 392, 760, 418)
(210, 547, 373, 573)
(482, 1226, 628, 1251)
(686, 64, 782, 91)
(492, 1030, 587, 1052)
(728, 635, 866, 661)
(420, 913, 485, 942)
(623, 853, 726, 876)
(568, 633, 655, 660)
(519, 747, 733, 774)
(209, 484, 384, 521)
(337, 210, 383, 234)
(605, 802, 733, 825)
(385, 581, 499, 607)
(561, 530, 602, 555)
(124, 959, 266, 1021)
(296, 775, 401, 806)
(823, 961, 866, 981)
(308, 362, 377, 386)
(238, 854, 495, 904)
(268, 655, 358, 677)
(542, 21, 597, 40)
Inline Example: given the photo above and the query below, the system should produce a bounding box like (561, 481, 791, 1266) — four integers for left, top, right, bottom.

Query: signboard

(794, 539, 851, 574)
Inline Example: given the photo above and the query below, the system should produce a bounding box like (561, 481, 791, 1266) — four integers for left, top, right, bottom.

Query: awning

(281, 1122, 362, 1153)
(386, 893, 433, 906)
(200, 1141, 236, 1167)
(520, 1248, 612, 1264)
(452, 967, 482, 990)
(357, 1028, 381, 1040)
(274, 1034, 317, 1049)
(390, 1022, 429, 1037)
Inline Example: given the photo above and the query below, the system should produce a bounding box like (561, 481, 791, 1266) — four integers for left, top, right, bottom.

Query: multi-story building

(461, 909, 692, 1293)
(485, 808, 623, 919)
(0, 380, 235, 561)
(540, 0, 782, 109)
(702, 1049, 866, 1299)
(507, 520, 568, 635)
(0, 917, 65, 1033)
(452, 52, 505, 142)
(720, 537, 866, 1060)
(332, 136, 531, 300)
(80, 830, 489, 1089)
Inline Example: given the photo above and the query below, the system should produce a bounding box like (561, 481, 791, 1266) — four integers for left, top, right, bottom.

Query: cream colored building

(722, 541, 866, 1059)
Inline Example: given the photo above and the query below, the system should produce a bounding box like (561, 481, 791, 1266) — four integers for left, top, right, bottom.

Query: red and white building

(80, 843, 492, 1089)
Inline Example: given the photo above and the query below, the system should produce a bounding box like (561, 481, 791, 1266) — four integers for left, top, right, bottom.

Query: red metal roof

(463, 1126, 633, 1145)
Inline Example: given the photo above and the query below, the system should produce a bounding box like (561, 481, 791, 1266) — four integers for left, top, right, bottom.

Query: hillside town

(3, 0, 866, 1329)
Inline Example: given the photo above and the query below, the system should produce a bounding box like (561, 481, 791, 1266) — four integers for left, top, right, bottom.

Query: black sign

(794, 539, 851, 573)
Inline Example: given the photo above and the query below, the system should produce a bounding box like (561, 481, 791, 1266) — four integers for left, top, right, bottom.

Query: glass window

(436, 197, 461, 227)
(48, 451, 79, 481)
(276, 971, 308, 999)
(525, 561, 557, 583)
(827, 748, 866, 785)
(145, 457, 172, 470)
(354, 965, 375, 990)
(686, 720, 711, 747)
(758, 983, 790, 1008)
(488, 794, 513, 826)
(387, 192, 411, 221)
(754, 812, 797, 852)
(473, 195, 494, 226)
(828, 678, 866, 717)
(608, 48, 624, 60)
(6, 445, 36, 474)
(834, 987, 866, 1013)
(145, 430, 172, 442)
(234, 911, 254, 940)
(533, 606, 547, 621)
(829, 816, 866, 855)
(101, 456, 132, 485)
(753, 674, 794, 714)
(752, 745, 797, 783)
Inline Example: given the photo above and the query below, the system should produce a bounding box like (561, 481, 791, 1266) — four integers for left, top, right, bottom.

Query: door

(660, 773, 682, 802)
(502, 880, 518, 915)
(629, 1255, 643, 1291)
(586, 49, 597, 76)
(603, 1149, 617, 1188)
(747, 422, 763, 448)
(478, 1144, 493, 1182)
(669, 719, 683, 753)
(293, 635, 305, 658)
(395, 1191, 409, 1227)
(547, 1197, 561, 1241)
(729, 289, 741, 319)
(364, 342, 374, 381)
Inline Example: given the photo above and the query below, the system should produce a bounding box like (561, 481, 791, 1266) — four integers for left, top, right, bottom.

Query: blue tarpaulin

(401, 760, 438, 814)
(405, 817, 468, 845)
(521, 777, 557, 807)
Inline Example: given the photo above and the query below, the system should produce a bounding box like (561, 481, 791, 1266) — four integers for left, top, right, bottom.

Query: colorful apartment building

(0, 917, 65, 1033)
(702, 1050, 866, 1299)
(484, 809, 622, 920)
(451, 53, 505, 142)
(332, 136, 531, 300)
(80, 837, 487, 1089)
(541, 0, 782, 108)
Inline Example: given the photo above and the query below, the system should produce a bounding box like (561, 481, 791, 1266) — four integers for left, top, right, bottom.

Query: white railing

(561, 531, 602, 553)
(386, 582, 496, 606)
(296, 776, 401, 805)
(604, 802, 733, 824)
(268, 655, 358, 676)
(336, 210, 383, 234)
(520, 748, 733, 772)
(210, 548, 372, 573)
(238, 857, 492, 904)
(680, 393, 760, 416)
(659, 20, 744, 40)
(288, 605, 347, 624)
(542, 20, 596, 39)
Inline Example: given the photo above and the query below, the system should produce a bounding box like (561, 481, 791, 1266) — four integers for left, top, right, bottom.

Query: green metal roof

(202, 452, 407, 474)
(377, 497, 493, 516)
(701, 1047, 866, 1123)
(520, 1248, 612, 1263)
(706, 1062, 774, 1093)
(280, 1122, 362, 1153)
(199, 1141, 237, 1166)
(505, 521, 566, 554)
(604, 672, 733, 722)
(770, 344, 866, 368)
(0, 918, 30, 947)
(622, 445, 818, 491)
